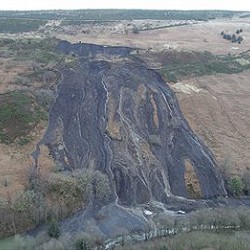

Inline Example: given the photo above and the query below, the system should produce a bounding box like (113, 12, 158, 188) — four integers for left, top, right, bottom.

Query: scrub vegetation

(157, 51, 250, 83)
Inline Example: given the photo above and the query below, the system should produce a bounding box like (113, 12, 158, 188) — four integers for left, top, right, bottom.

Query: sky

(0, 0, 250, 11)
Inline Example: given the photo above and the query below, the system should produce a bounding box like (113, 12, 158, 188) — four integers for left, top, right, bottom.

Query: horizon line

(0, 8, 249, 12)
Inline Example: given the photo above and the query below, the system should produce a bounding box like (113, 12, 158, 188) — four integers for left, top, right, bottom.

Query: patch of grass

(63, 55, 79, 68)
(17, 135, 32, 146)
(0, 38, 64, 65)
(0, 91, 47, 144)
(116, 231, 250, 250)
(0, 236, 15, 250)
(60, 20, 115, 26)
(229, 177, 245, 197)
(10, 38, 64, 64)
(158, 51, 250, 82)
(0, 37, 77, 88)
(0, 18, 46, 33)
(170, 231, 249, 250)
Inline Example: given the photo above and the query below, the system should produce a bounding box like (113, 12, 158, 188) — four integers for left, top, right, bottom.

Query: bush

(167, 72, 178, 83)
(0, 196, 8, 208)
(229, 177, 244, 197)
(74, 170, 93, 200)
(75, 233, 94, 250)
(73, 170, 112, 202)
(132, 26, 139, 34)
(47, 219, 61, 239)
(10, 190, 36, 212)
(93, 171, 112, 201)
(76, 240, 89, 250)
(47, 173, 82, 206)
(159, 246, 168, 250)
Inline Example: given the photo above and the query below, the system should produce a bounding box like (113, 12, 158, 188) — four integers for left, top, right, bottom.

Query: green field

(156, 51, 250, 83)
(0, 236, 15, 250)
(0, 18, 46, 33)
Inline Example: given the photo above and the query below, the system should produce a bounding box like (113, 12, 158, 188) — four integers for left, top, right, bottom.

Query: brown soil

(0, 122, 47, 198)
(170, 70, 250, 177)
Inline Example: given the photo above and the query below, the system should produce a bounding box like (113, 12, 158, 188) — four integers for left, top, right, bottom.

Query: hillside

(0, 9, 250, 248)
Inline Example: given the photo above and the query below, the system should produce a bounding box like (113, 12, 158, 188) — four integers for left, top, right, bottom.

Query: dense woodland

(0, 9, 243, 21)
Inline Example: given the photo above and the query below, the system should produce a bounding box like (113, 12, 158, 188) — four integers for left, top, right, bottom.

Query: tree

(231, 34, 237, 43)
(132, 26, 139, 34)
(229, 177, 244, 197)
(47, 218, 60, 238)
(160, 246, 168, 250)
(92, 171, 112, 201)
(75, 233, 94, 250)
(237, 36, 244, 44)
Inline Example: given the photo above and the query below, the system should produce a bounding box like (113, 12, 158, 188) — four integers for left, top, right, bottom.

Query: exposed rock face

(34, 41, 226, 208)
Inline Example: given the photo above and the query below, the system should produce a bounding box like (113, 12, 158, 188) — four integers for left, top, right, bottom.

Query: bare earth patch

(172, 82, 202, 94)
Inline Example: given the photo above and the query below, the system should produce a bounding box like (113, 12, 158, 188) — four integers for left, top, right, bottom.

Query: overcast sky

(0, 0, 250, 11)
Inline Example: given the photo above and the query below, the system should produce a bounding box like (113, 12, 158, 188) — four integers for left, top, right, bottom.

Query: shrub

(73, 170, 112, 202)
(47, 219, 61, 239)
(10, 190, 36, 212)
(167, 72, 178, 83)
(75, 233, 94, 250)
(229, 177, 244, 196)
(132, 26, 139, 34)
(47, 173, 82, 206)
(0, 196, 8, 208)
(76, 240, 89, 250)
(159, 246, 168, 250)
(93, 171, 112, 201)
(73, 170, 93, 200)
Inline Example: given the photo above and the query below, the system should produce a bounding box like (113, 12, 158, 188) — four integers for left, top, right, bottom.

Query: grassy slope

(0, 91, 47, 144)
(116, 231, 250, 250)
